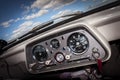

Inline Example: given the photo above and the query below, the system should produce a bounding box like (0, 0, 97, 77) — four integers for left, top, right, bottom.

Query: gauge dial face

(55, 52, 65, 63)
(32, 45, 48, 62)
(67, 32, 89, 54)
(50, 39, 60, 49)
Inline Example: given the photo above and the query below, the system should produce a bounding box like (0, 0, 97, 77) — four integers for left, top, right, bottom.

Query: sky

(0, 0, 111, 42)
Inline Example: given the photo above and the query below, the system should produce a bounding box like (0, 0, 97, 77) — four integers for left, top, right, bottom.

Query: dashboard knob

(92, 47, 100, 59)
(55, 52, 65, 63)
(65, 55, 71, 60)
(92, 52, 100, 59)
(92, 47, 99, 53)
(45, 60, 51, 65)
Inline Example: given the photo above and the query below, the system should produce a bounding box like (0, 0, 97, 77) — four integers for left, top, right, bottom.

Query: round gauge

(32, 45, 48, 62)
(50, 39, 60, 49)
(67, 32, 89, 54)
(55, 52, 65, 63)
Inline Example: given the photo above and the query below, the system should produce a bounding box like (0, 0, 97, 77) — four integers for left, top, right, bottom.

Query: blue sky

(0, 0, 110, 41)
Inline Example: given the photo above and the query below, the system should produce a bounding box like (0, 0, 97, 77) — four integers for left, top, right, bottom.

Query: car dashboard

(0, 1, 120, 80)
(26, 23, 110, 74)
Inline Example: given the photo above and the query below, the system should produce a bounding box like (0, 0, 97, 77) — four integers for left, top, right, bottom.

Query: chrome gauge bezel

(54, 52, 65, 63)
(67, 32, 89, 55)
(32, 45, 49, 62)
(50, 39, 60, 49)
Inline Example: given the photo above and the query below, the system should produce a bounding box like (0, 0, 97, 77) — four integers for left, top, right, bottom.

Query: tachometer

(67, 32, 89, 54)
(32, 45, 48, 62)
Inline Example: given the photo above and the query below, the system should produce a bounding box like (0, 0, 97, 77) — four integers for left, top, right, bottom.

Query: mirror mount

(0, 39, 7, 55)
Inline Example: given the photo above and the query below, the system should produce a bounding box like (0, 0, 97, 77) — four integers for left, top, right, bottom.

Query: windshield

(0, 0, 117, 42)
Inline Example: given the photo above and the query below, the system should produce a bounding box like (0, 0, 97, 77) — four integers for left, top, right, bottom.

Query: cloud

(1, 0, 76, 28)
(102, 0, 108, 2)
(23, 0, 76, 20)
(81, 0, 87, 1)
(24, 9, 48, 20)
(11, 21, 33, 39)
(0, 19, 14, 27)
(5, 34, 9, 37)
(30, 0, 76, 9)
(51, 10, 81, 19)
(0, 9, 47, 28)
(44, 0, 76, 9)
(31, 0, 50, 9)
(10, 21, 41, 40)
(21, 4, 31, 15)
(51, 10, 72, 19)
(0, 17, 22, 27)
(32, 22, 41, 27)
(14, 18, 21, 22)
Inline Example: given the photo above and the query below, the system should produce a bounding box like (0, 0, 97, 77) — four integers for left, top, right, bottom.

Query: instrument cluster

(32, 32, 89, 63)
(26, 27, 107, 74)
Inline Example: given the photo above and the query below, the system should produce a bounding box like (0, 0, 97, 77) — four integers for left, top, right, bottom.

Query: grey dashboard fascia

(25, 21, 111, 74)
(84, 5, 120, 41)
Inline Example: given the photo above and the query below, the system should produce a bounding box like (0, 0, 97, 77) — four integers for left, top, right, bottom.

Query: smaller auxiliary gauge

(50, 39, 60, 49)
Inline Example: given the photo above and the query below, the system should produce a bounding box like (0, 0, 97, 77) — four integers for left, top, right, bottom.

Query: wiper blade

(30, 20, 54, 33)
(8, 20, 53, 44)
(52, 11, 82, 21)
(18, 20, 54, 39)
(5, 20, 54, 50)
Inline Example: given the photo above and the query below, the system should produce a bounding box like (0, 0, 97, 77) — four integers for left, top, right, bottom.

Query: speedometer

(67, 32, 89, 54)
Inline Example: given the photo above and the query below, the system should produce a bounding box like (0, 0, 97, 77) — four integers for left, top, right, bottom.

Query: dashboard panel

(1, 2, 120, 79)
(26, 26, 110, 74)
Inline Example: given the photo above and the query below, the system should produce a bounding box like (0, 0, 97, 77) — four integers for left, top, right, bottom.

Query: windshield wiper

(4, 20, 54, 50)
(9, 11, 81, 43)
(18, 12, 81, 40)
(18, 20, 54, 39)
(52, 11, 81, 21)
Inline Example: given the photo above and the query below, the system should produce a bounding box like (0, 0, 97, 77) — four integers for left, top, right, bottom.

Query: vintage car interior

(0, 0, 120, 80)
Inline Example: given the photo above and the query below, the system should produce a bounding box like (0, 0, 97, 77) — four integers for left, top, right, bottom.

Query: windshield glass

(0, 0, 116, 42)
